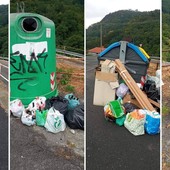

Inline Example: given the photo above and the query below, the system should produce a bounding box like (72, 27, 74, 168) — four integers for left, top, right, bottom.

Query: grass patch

(60, 73, 71, 85)
(57, 67, 65, 73)
(65, 85, 75, 92)
(57, 66, 75, 93)
(162, 105, 170, 115)
(57, 67, 73, 74)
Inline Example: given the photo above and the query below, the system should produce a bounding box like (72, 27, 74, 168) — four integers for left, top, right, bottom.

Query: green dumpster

(10, 13, 57, 106)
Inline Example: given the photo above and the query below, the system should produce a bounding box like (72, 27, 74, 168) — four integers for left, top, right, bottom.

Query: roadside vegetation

(87, 9, 160, 57)
(10, 0, 84, 54)
(0, 5, 8, 57)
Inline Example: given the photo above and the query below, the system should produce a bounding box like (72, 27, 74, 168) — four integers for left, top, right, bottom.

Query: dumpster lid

(98, 41, 150, 63)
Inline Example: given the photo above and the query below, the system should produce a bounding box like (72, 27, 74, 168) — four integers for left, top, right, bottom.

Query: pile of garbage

(10, 94, 84, 134)
(93, 59, 161, 136)
(104, 100, 160, 136)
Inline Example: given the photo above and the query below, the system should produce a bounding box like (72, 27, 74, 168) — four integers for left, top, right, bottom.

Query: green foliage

(162, 105, 170, 115)
(56, 67, 65, 73)
(162, 0, 170, 13)
(65, 85, 75, 93)
(10, 0, 84, 53)
(162, 0, 170, 61)
(87, 10, 160, 57)
(60, 73, 71, 85)
(0, 5, 8, 57)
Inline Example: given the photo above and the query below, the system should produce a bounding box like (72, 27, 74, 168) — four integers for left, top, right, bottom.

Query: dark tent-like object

(98, 41, 150, 82)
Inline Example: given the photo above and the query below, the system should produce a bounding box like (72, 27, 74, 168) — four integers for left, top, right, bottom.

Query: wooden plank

(115, 59, 155, 111)
(123, 93, 160, 108)
(148, 98, 160, 108)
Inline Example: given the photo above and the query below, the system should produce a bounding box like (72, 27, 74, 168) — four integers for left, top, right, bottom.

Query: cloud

(0, 0, 9, 5)
(86, 0, 160, 28)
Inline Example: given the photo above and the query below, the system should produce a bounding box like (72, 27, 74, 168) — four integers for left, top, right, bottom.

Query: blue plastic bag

(144, 111, 160, 135)
(64, 93, 80, 110)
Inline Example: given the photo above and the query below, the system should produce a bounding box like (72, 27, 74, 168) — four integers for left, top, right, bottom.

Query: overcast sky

(86, 0, 161, 28)
(0, 0, 9, 5)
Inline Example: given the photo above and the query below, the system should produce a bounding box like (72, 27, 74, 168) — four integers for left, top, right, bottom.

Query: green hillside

(87, 10, 160, 57)
(0, 5, 8, 57)
(10, 0, 84, 53)
(162, 0, 170, 61)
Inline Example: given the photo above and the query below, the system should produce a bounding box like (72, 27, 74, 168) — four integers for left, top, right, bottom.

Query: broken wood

(115, 59, 155, 111)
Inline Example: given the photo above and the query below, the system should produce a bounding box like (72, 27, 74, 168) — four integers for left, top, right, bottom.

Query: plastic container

(109, 100, 124, 118)
(10, 13, 57, 106)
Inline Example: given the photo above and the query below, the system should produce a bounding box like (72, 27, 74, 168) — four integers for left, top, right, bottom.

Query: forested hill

(0, 5, 8, 57)
(0, 5, 8, 26)
(10, 0, 84, 53)
(162, 0, 170, 14)
(87, 10, 160, 57)
(162, 0, 170, 61)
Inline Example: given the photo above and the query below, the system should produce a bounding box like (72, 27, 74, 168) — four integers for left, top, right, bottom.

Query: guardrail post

(0, 62, 9, 82)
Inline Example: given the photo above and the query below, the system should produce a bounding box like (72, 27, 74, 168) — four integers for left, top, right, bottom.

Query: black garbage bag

(45, 96, 69, 115)
(64, 104, 84, 130)
(123, 102, 139, 113)
(143, 80, 160, 102)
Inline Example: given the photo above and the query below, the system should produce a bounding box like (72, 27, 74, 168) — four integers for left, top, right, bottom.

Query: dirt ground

(55, 55, 84, 157)
(147, 62, 159, 76)
(0, 80, 8, 112)
(56, 55, 84, 101)
(162, 64, 170, 170)
(162, 65, 170, 108)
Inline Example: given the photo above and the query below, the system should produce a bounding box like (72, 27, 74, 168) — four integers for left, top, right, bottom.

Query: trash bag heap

(93, 41, 160, 136)
(10, 93, 84, 133)
(10, 13, 84, 133)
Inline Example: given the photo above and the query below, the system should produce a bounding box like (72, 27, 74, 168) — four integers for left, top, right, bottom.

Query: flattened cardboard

(96, 71, 118, 82)
(101, 59, 115, 73)
(109, 82, 119, 89)
(102, 59, 111, 66)
(93, 80, 116, 106)
(93, 71, 119, 106)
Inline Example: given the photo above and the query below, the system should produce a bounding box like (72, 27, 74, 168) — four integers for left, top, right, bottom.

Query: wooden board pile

(114, 59, 155, 111)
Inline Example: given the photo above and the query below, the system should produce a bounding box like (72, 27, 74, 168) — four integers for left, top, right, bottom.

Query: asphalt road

(86, 55, 160, 170)
(0, 107, 8, 170)
(0, 59, 8, 85)
(10, 117, 83, 170)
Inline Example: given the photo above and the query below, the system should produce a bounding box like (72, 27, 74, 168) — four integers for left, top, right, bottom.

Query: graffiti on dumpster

(10, 41, 48, 91)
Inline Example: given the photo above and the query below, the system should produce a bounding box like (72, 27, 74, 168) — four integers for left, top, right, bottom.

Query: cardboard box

(101, 59, 115, 73)
(93, 71, 119, 106)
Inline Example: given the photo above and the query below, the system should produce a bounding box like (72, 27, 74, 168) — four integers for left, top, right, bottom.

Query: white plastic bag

(124, 110, 146, 136)
(116, 83, 129, 98)
(26, 96, 46, 116)
(44, 107, 66, 133)
(10, 99, 24, 118)
(21, 111, 36, 126)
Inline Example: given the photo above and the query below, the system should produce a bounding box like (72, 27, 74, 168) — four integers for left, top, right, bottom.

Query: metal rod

(100, 23, 102, 52)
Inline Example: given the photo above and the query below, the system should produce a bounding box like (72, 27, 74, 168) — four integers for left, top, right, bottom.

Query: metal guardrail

(57, 49, 84, 58)
(0, 57, 8, 61)
(150, 56, 160, 60)
(0, 63, 8, 82)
